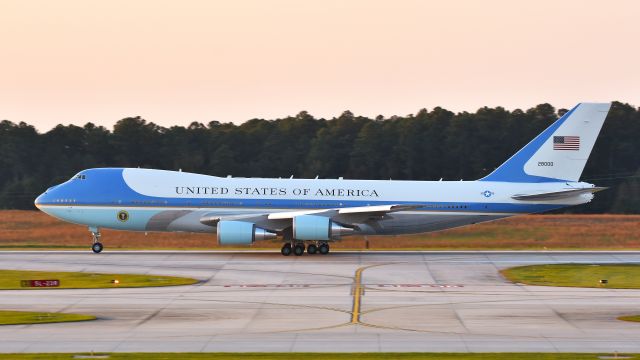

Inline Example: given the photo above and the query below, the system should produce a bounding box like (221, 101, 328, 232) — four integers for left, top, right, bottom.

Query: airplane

(35, 103, 611, 256)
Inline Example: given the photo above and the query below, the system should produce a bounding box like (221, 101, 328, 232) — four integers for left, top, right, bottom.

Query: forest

(1, 101, 638, 213)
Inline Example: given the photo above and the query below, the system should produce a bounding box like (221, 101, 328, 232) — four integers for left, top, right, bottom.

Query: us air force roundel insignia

(482, 190, 494, 198)
(117, 210, 129, 222)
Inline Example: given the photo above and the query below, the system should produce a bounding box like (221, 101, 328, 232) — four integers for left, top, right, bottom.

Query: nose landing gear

(92, 241, 103, 254)
(90, 227, 103, 254)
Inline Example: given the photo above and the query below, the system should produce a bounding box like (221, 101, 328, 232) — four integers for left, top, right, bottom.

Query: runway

(1, 250, 640, 353)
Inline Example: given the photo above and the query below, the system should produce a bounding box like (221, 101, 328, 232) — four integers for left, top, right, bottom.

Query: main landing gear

(281, 243, 292, 256)
(318, 242, 329, 255)
(307, 243, 318, 255)
(90, 227, 103, 254)
(280, 241, 330, 256)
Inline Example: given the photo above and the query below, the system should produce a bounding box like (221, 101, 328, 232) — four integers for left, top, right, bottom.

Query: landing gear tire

(281, 243, 292, 256)
(90, 227, 102, 254)
(319, 243, 330, 255)
(91, 242, 103, 254)
(307, 243, 318, 255)
(293, 243, 305, 256)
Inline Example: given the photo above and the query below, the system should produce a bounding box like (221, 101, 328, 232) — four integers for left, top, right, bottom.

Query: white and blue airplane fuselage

(35, 103, 611, 255)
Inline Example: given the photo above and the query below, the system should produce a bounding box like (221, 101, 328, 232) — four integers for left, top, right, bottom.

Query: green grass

(501, 264, 640, 289)
(0, 354, 637, 360)
(0, 310, 95, 325)
(0, 270, 199, 290)
(619, 315, 640, 322)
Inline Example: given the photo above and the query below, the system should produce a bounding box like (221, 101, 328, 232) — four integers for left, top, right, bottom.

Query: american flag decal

(553, 136, 580, 150)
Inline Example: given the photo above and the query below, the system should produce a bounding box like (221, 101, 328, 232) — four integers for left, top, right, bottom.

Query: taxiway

(1, 251, 639, 353)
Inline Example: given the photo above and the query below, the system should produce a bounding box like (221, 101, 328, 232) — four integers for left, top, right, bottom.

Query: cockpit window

(72, 174, 87, 180)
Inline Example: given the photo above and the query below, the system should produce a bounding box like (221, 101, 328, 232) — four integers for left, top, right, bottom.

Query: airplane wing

(512, 187, 607, 201)
(199, 204, 421, 229)
(267, 204, 421, 219)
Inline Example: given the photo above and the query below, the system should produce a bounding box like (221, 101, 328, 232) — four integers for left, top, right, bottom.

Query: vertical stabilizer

(480, 102, 611, 182)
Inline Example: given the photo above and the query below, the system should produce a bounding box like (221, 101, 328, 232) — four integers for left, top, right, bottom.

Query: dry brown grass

(0, 210, 639, 250)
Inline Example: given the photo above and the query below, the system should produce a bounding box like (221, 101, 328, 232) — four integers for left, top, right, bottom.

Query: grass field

(0, 270, 198, 290)
(501, 264, 640, 289)
(0, 353, 637, 360)
(1, 211, 639, 250)
(0, 310, 95, 326)
(618, 315, 640, 323)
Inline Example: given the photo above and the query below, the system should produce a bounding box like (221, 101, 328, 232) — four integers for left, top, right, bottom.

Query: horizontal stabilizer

(512, 187, 607, 201)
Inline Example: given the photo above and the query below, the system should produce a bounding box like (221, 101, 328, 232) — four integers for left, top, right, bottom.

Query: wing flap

(337, 204, 421, 214)
(267, 209, 333, 220)
(267, 204, 421, 220)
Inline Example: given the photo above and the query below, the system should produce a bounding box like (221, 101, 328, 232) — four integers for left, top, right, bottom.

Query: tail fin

(480, 102, 611, 183)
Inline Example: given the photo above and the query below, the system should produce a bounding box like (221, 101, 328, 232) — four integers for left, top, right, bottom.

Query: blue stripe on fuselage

(35, 168, 564, 214)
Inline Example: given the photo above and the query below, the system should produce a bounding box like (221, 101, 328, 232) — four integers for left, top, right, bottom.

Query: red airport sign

(20, 279, 60, 287)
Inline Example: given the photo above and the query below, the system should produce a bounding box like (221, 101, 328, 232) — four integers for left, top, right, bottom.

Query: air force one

(35, 103, 611, 256)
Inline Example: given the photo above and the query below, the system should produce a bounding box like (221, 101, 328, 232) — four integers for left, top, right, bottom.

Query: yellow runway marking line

(351, 266, 365, 323)
(351, 263, 395, 324)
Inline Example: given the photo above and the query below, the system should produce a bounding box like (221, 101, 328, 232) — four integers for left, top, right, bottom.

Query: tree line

(1, 102, 638, 213)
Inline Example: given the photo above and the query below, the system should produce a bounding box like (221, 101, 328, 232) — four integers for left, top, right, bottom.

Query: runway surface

(1, 250, 640, 353)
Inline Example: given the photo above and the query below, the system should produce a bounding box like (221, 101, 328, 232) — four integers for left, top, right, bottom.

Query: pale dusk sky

(1, 0, 638, 130)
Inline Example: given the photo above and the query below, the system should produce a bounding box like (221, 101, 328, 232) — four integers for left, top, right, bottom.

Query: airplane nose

(35, 185, 59, 209)
(34, 193, 44, 208)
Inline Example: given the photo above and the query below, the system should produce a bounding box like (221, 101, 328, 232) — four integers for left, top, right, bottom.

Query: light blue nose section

(41, 207, 159, 231)
(34, 185, 59, 208)
(34, 193, 44, 208)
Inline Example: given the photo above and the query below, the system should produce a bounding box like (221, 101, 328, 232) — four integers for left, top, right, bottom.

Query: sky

(1, 0, 638, 131)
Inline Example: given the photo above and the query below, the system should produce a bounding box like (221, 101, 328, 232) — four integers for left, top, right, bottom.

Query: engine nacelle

(217, 220, 277, 245)
(292, 215, 353, 241)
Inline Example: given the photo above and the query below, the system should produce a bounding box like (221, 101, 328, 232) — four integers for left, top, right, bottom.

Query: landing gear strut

(90, 227, 103, 254)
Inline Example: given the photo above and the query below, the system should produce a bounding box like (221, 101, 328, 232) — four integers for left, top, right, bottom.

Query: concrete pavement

(0, 251, 639, 353)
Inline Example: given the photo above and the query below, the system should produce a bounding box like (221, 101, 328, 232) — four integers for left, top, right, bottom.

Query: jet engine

(292, 215, 353, 241)
(216, 220, 277, 245)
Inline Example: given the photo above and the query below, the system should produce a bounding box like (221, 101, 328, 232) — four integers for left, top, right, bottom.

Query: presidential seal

(117, 210, 129, 222)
